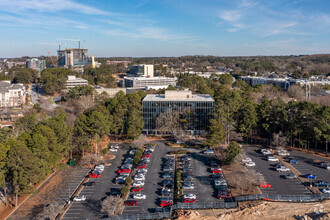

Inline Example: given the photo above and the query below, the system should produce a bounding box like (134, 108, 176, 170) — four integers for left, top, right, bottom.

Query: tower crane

(57, 38, 86, 49)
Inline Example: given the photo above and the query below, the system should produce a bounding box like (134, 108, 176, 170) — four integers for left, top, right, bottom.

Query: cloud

(219, 10, 242, 22)
(0, 0, 107, 15)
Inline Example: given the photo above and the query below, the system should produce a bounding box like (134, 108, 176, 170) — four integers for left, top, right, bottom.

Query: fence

(234, 193, 330, 202)
(106, 212, 172, 220)
(173, 201, 237, 210)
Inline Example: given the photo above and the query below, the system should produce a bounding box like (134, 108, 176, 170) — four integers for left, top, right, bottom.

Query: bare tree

(131, 135, 148, 148)
(271, 132, 288, 148)
(101, 196, 120, 216)
(155, 109, 183, 136)
(34, 202, 61, 220)
(77, 95, 95, 112)
(79, 153, 104, 168)
(214, 146, 227, 162)
(288, 85, 305, 100)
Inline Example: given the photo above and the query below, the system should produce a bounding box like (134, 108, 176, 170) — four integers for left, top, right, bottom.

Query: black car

(154, 207, 171, 213)
(83, 181, 96, 186)
(182, 175, 193, 181)
(182, 167, 193, 172)
(161, 180, 174, 186)
(161, 191, 173, 197)
(182, 172, 193, 177)
(110, 188, 121, 195)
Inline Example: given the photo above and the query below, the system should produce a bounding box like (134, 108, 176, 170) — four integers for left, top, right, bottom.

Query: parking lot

(244, 146, 310, 195)
(288, 150, 330, 186)
(123, 142, 171, 214)
(62, 144, 129, 219)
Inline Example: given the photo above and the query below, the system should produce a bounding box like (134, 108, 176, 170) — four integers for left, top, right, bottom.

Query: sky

(0, 0, 330, 57)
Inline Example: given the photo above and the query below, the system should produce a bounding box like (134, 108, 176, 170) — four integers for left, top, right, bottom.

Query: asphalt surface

(287, 150, 330, 186)
(62, 144, 129, 219)
(123, 142, 172, 214)
(244, 146, 310, 195)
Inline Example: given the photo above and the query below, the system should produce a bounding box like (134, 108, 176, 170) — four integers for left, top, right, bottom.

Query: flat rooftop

(143, 90, 214, 102)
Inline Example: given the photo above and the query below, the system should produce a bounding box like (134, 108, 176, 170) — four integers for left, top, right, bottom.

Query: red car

(141, 154, 151, 158)
(212, 169, 222, 174)
(118, 169, 130, 174)
(89, 173, 101, 178)
(259, 183, 271, 188)
(183, 198, 196, 203)
(124, 200, 137, 206)
(160, 201, 172, 207)
(217, 192, 231, 199)
(137, 164, 146, 168)
(131, 187, 143, 192)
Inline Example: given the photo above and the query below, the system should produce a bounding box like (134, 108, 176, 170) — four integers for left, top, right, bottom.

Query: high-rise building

(58, 48, 95, 73)
(142, 90, 214, 135)
(128, 64, 154, 78)
(0, 81, 26, 108)
(26, 58, 46, 73)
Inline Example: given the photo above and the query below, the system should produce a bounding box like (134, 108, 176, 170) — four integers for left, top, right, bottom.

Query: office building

(0, 81, 26, 108)
(66, 75, 88, 89)
(128, 64, 154, 78)
(26, 58, 46, 73)
(58, 48, 95, 72)
(240, 76, 291, 90)
(142, 90, 214, 135)
(94, 87, 127, 97)
(124, 76, 177, 89)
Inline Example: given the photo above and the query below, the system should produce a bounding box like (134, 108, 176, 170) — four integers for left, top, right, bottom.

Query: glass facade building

(142, 90, 214, 135)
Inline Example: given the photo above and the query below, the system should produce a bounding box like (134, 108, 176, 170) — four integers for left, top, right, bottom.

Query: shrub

(152, 143, 157, 147)
(120, 186, 129, 196)
(125, 177, 133, 185)
(133, 155, 141, 165)
(102, 148, 109, 155)
(225, 141, 242, 164)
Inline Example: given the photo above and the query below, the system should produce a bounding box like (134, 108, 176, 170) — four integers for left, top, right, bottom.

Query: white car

(278, 151, 290, 156)
(133, 181, 145, 186)
(276, 166, 290, 172)
(215, 180, 227, 186)
(245, 162, 256, 167)
(119, 173, 129, 177)
(183, 194, 197, 199)
(134, 176, 145, 181)
(121, 164, 132, 169)
(138, 168, 148, 173)
(321, 188, 330, 193)
(267, 156, 279, 162)
(242, 157, 252, 163)
(133, 194, 146, 199)
(110, 147, 118, 152)
(73, 195, 86, 201)
(262, 150, 272, 155)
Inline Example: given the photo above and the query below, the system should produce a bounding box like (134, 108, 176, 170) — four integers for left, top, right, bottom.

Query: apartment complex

(142, 90, 214, 135)
(0, 81, 26, 107)
(26, 58, 46, 73)
(128, 64, 154, 78)
(124, 76, 177, 89)
(66, 75, 88, 89)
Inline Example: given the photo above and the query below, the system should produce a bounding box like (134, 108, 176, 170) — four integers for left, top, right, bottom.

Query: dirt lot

(174, 200, 330, 220)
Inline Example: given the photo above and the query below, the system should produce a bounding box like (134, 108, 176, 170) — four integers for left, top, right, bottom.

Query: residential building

(142, 90, 214, 135)
(124, 76, 177, 89)
(5, 61, 25, 69)
(66, 75, 88, 89)
(128, 64, 154, 78)
(106, 60, 131, 67)
(94, 87, 127, 97)
(0, 81, 26, 107)
(240, 76, 291, 90)
(26, 58, 46, 73)
(58, 48, 95, 73)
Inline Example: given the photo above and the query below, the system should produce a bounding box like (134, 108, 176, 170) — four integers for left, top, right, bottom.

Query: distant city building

(94, 87, 127, 97)
(106, 60, 131, 67)
(66, 75, 88, 89)
(128, 64, 154, 78)
(5, 61, 25, 69)
(142, 90, 214, 135)
(26, 58, 46, 73)
(58, 48, 96, 73)
(0, 81, 26, 108)
(124, 76, 177, 89)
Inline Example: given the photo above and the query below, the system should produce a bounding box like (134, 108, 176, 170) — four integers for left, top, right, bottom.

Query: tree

(218, 74, 233, 85)
(225, 141, 241, 164)
(101, 196, 120, 216)
(34, 202, 61, 220)
(288, 85, 304, 100)
(156, 109, 182, 136)
(65, 86, 94, 100)
(236, 98, 257, 142)
(206, 119, 225, 146)
(271, 132, 288, 148)
(314, 106, 330, 155)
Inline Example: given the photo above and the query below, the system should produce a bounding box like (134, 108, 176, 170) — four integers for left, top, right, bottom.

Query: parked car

(121, 164, 132, 169)
(212, 168, 222, 174)
(285, 173, 297, 179)
(162, 173, 174, 179)
(131, 187, 143, 192)
(289, 159, 298, 164)
(137, 163, 147, 169)
(141, 154, 151, 159)
(242, 157, 252, 163)
(119, 173, 130, 178)
(203, 149, 214, 154)
(278, 151, 290, 156)
(115, 176, 126, 184)
(267, 156, 279, 162)
(326, 165, 330, 170)
(89, 173, 101, 178)
(183, 198, 196, 203)
(134, 176, 145, 181)
(133, 181, 145, 186)
(163, 166, 174, 171)
(160, 201, 172, 207)
(110, 188, 121, 196)
(313, 181, 330, 187)
(138, 168, 148, 173)
(133, 194, 146, 199)
(110, 147, 118, 152)
(73, 195, 86, 201)
(217, 191, 231, 199)
(276, 166, 290, 172)
(182, 182, 194, 189)
(259, 183, 271, 188)
(182, 175, 193, 181)
(141, 158, 150, 163)
(245, 162, 256, 167)
(161, 191, 173, 197)
(305, 174, 317, 179)
(261, 149, 272, 155)
(321, 188, 330, 193)
(183, 194, 197, 199)
(129, 149, 137, 155)
(118, 169, 130, 174)
(161, 180, 174, 186)
(83, 181, 96, 187)
(124, 200, 137, 206)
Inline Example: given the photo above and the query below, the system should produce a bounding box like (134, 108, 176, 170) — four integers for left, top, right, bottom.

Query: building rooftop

(125, 76, 177, 81)
(143, 90, 214, 102)
(0, 81, 24, 93)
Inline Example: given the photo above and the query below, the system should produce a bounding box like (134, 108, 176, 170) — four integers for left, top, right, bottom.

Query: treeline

(0, 68, 38, 83)
(0, 111, 72, 199)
